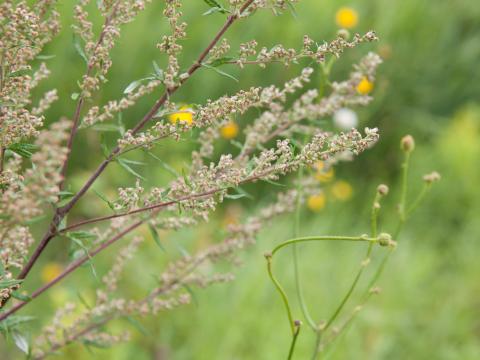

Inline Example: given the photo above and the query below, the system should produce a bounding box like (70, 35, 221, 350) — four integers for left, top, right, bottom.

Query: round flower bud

(400, 135, 415, 153)
(377, 184, 389, 196)
(378, 233, 392, 247)
(423, 171, 441, 184)
(337, 29, 350, 40)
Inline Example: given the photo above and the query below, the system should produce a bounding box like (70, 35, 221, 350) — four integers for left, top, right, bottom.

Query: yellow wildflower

(220, 121, 239, 139)
(331, 180, 353, 201)
(313, 161, 335, 182)
(307, 193, 326, 212)
(169, 105, 194, 126)
(356, 77, 374, 95)
(335, 7, 359, 29)
(316, 168, 335, 182)
(41, 262, 63, 284)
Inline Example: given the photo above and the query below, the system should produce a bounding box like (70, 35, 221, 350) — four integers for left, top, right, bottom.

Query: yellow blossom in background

(307, 193, 326, 212)
(356, 77, 374, 95)
(331, 180, 353, 201)
(169, 105, 194, 126)
(49, 288, 69, 307)
(335, 7, 359, 29)
(313, 161, 335, 182)
(220, 121, 239, 139)
(315, 167, 335, 182)
(41, 262, 63, 284)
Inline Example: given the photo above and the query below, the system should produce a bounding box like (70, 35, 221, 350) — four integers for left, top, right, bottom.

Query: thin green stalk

(272, 236, 377, 256)
(311, 331, 323, 360)
(292, 165, 317, 330)
(406, 183, 431, 216)
(322, 191, 382, 331)
(266, 256, 295, 335)
(394, 151, 411, 238)
(287, 323, 302, 360)
(267, 236, 379, 335)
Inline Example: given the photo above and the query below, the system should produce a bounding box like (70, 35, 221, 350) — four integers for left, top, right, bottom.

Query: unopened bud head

(423, 171, 441, 184)
(400, 135, 415, 153)
(377, 184, 389, 196)
(337, 29, 350, 40)
(378, 232, 392, 246)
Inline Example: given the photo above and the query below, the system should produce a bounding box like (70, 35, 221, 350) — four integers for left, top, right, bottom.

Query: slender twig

(0, 219, 144, 321)
(5, 0, 256, 306)
(292, 162, 317, 331)
(0, 156, 311, 319)
(272, 236, 378, 256)
(322, 191, 382, 332)
(266, 255, 295, 335)
(58, 2, 121, 191)
(393, 151, 411, 238)
(287, 322, 302, 360)
(0, 147, 5, 175)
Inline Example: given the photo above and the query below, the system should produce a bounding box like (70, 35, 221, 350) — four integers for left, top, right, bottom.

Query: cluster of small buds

(32, 89, 59, 116)
(0, 119, 70, 293)
(224, 31, 377, 68)
(74, 0, 152, 97)
(209, 38, 232, 61)
(114, 180, 144, 211)
(82, 79, 162, 127)
(102, 236, 143, 292)
(245, 0, 300, 15)
(157, 0, 187, 89)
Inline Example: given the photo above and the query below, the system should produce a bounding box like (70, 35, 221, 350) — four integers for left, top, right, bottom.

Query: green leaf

(181, 168, 193, 189)
(263, 179, 287, 187)
(71, 92, 80, 100)
(145, 151, 179, 177)
(0, 262, 5, 276)
(77, 292, 92, 310)
(225, 187, 253, 200)
(69, 237, 98, 280)
(7, 143, 37, 158)
(36, 54, 56, 60)
(11, 291, 31, 302)
(286, 1, 298, 18)
(93, 189, 115, 210)
(169, 236, 190, 257)
(125, 316, 149, 336)
(23, 215, 47, 226)
(152, 61, 164, 80)
(56, 190, 75, 207)
(8, 69, 30, 78)
(99, 134, 110, 158)
(0, 279, 23, 289)
(148, 224, 165, 252)
(67, 231, 96, 241)
(117, 158, 146, 180)
(12, 331, 29, 354)
(123, 79, 143, 94)
(202, 63, 238, 82)
(208, 56, 234, 67)
(0, 316, 36, 336)
(73, 35, 88, 64)
(183, 284, 198, 307)
(91, 124, 120, 132)
(202, 0, 229, 15)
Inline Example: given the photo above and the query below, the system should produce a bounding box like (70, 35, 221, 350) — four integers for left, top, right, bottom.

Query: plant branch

(8, 0, 255, 304)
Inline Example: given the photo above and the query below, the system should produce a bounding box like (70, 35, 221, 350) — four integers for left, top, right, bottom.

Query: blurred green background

(3, 0, 480, 359)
